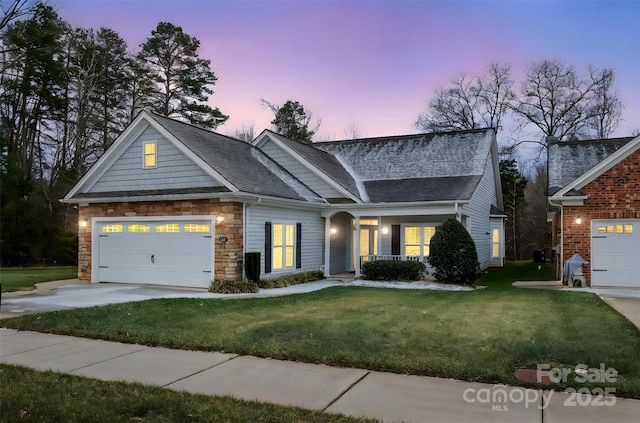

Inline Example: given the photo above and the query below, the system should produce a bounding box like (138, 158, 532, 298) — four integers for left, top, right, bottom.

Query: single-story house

(62, 110, 505, 288)
(548, 134, 640, 288)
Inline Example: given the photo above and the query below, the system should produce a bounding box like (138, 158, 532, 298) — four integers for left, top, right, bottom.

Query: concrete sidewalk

(1, 329, 639, 422)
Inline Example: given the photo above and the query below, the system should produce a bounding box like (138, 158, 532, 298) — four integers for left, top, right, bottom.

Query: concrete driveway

(0, 280, 344, 319)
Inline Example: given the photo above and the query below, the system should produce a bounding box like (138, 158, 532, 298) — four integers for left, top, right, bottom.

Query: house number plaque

(218, 236, 228, 243)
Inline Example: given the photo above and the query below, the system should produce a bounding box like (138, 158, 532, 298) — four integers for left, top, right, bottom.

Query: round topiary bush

(427, 218, 479, 285)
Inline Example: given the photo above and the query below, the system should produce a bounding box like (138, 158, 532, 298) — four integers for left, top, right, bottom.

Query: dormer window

(143, 142, 157, 168)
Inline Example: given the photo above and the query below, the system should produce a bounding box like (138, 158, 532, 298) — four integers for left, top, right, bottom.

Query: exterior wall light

(576, 217, 582, 224)
(330, 227, 337, 235)
(216, 215, 225, 224)
(381, 226, 389, 235)
(80, 218, 88, 228)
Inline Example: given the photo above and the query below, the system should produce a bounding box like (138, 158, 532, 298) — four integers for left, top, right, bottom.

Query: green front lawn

(3, 261, 639, 397)
(0, 365, 375, 423)
(0, 266, 77, 292)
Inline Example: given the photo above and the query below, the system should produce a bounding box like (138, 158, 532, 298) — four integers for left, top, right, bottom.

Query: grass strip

(0, 267, 76, 292)
(0, 364, 376, 423)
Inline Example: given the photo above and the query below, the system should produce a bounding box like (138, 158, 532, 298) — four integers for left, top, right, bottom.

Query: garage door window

(597, 224, 633, 234)
(102, 224, 123, 233)
(128, 224, 150, 233)
(184, 223, 210, 233)
(155, 223, 180, 233)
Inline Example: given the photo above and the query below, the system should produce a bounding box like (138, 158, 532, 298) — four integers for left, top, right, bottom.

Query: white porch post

(355, 216, 361, 277)
(324, 216, 331, 277)
(377, 215, 383, 256)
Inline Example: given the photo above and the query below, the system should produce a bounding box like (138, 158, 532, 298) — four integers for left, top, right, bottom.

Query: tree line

(0, 2, 226, 265)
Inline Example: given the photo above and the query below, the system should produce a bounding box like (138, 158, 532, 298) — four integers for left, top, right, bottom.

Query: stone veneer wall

(561, 148, 640, 286)
(77, 199, 243, 283)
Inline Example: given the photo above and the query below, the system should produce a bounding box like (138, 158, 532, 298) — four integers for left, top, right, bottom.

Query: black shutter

(264, 222, 272, 273)
(391, 224, 401, 255)
(296, 223, 302, 268)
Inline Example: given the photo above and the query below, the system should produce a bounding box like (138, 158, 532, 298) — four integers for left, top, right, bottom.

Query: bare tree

(0, 0, 33, 33)
(586, 66, 624, 139)
(344, 121, 366, 139)
(234, 122, 255, 142)
(415, 63, 514, 132)
(512, 60, 621, 148)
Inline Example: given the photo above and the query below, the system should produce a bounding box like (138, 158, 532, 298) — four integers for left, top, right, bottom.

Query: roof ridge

(554, 136, 635, 146)
(148, 111, 248, 145)
(316, 127, 494, 145)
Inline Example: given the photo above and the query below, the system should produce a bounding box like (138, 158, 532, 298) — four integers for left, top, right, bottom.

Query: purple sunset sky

(56, 0, 639, 143)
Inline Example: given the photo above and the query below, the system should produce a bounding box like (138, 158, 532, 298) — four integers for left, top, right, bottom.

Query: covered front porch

(322, 204, 466, 278)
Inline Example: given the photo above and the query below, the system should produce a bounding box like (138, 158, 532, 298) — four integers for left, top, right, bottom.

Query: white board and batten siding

(246, 205, 324, 279)
(90, 127, 222, 193)
(464, 153, 500, 271)
(259, 140, 346, 199)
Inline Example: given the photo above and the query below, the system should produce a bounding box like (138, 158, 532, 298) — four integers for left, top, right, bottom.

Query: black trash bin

(533, 250, 545, 263)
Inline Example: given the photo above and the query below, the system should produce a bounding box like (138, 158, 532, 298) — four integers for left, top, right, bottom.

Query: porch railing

(360, 255, 429, 267)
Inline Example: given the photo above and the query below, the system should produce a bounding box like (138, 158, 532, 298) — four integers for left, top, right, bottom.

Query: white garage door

(591, 220, 640, 288)
(97, 219, 213, 288)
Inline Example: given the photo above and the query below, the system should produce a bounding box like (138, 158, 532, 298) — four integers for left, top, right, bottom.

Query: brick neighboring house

(548, 135, 640, 288)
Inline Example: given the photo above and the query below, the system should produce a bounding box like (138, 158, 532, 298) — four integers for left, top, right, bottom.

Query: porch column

(355, 216, 361, 277)
(324, 216, 331, 277)
(377, 215, 383, 256)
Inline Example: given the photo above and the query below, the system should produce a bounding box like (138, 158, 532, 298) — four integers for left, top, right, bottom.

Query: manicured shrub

(258, 270, 325, 289)
(244, 252, 261, 283)
(209, 280, 259, 294)
(361, 260, 426, 281)
(427, 218, 479, 285)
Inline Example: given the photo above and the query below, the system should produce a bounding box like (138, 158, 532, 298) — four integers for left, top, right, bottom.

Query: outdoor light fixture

(330, 227, 338, 235)
(216, 215, 225, 224)
(381, 226, 389, 235)
(576, 217, 582, 224)
(80, 218, 88, 228)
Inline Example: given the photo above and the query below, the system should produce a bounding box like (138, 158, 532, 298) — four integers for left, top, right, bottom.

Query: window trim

(272, 222, 296, 271)
(401, 224, 436, 258)
(143, 141, 157, 169)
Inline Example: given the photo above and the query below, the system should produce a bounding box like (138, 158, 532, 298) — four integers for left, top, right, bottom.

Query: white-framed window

(597, 224, 633, 234)
(184, 223, 210, 233)
(101, 224, 123, 233)
(273, 223, 295, 270)
(155, 223, 180, 233)
(492, 228, 500, 258)
(128, 224, 150, 233)
(403, 225, 435, 257)
(143, 141, 157, 168)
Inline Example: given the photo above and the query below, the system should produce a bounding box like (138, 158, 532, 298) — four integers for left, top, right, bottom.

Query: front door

(353, 226, 378, 270)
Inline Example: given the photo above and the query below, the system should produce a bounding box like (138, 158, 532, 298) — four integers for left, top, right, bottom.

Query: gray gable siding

(464, 151, 497, 270)
(90, 127, 221, 193)
(259, 139, 345, 199)
(246, 204, 324, 279)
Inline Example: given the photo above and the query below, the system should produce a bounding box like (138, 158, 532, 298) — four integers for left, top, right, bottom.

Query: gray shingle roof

(364, 176, 482, 203)
(150, 113, 324, 202)
(266, 131, 361, 200)
(547, 137, 634, 195)
(315, 128, 494, 202)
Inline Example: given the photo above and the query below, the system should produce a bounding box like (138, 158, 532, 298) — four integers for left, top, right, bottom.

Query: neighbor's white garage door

(591, 220, 640, 288)
(97, 220, 213, 288)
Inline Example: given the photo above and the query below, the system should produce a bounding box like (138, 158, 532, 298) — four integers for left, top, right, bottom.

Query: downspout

(242, 198, 261, 281)
(548, 198, 563, 283)
(324, 216, 331, 277)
